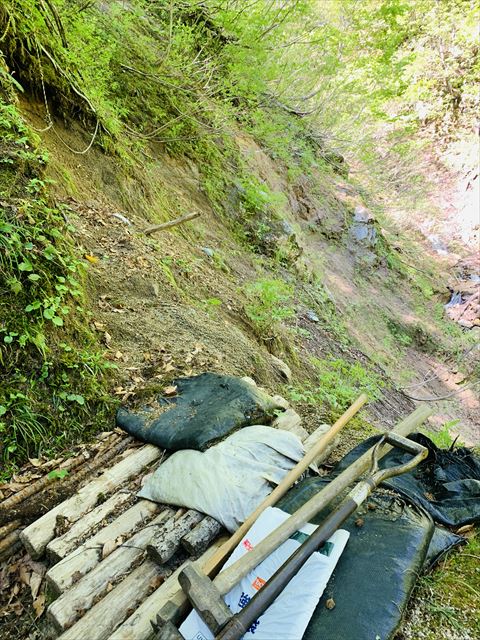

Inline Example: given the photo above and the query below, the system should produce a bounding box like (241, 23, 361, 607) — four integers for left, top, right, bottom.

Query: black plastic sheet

(276, 432, 478, 639)
(279, 484, 434, 640)
(335, 433, 480, 527)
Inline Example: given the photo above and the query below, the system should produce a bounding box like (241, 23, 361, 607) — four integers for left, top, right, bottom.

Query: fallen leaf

(28, 458, 42, 467)
(33, 593, 46, 618)
(19, 565, 30, 586)
(163, 362, 175, 373)
(325, 598, 336, 610)
(104, 332, 112, 345)
(29, 573, 43, 600)
(102, 539, 118, 559)
(149, 575, 163, 590)
(106, 582, 114, 593)
(456, 523, 474, 535)
(85, 254, 99, 264)
(25, 559, 46, 578)
(163, 385, 177, 396)
(71, 571, 83, 584)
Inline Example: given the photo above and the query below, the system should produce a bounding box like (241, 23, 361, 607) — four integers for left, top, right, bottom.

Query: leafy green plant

(421, 419, 463, 449)
(288, 357, 384, 417)
(244, 278, 295, 338)
(0, 97, 113, 474)
(47, 468, 69, 480)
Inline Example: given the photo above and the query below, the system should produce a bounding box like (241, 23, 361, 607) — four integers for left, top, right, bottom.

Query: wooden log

(46, 499, 164, 595)
(0, 519, 21, 538)
(56, 560, 163, 640)
(180, 516, 223, 556)
(147, 510, 203, 565)
(108, 539, 227, 640)
(47, 509, 173, 632)
(0, 529, 22, 562)
(272, 407, 308, 441)
(144, 212, 200, 236)
(20, 444, 163, 559)
(46, 490, 134, 563)
(1, 436, 133, 528)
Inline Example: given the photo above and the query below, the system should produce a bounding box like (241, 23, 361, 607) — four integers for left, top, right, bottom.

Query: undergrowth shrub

(0, 94, 112, 476)
(244, 278, 295, 339)
(288, 356, 384, 417)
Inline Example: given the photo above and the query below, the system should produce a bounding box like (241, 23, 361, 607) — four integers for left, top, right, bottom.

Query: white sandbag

(138, 426, 305, 532)
(180, 507, 350, 640)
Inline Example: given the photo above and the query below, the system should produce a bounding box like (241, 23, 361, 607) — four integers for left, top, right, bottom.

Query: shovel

(213, 432, 428, 639)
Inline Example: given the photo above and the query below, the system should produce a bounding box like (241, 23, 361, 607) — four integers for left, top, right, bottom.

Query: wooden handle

(202, 393, 368, 576)
(213, 404, 433, 595)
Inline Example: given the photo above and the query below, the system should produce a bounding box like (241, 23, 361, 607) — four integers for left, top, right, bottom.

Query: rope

(51, 118, 100, 154)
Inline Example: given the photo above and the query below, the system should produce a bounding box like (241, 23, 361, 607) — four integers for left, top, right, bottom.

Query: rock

(270, 355, 292, 382)
(306, 310, 320, 323)
(150, 281, 160, 297)
(111, 213, 132, 226)
(272, 408, 306, 441)
(271, 395, 290, 410)
(349, 206, 378, 247)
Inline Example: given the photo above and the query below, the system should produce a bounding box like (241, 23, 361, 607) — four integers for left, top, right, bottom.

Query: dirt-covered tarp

(116, 373, 283, 450)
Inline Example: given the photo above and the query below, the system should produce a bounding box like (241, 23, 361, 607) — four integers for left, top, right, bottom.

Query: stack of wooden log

(0, 431, 134, 563)
(14, 396, 334, 640)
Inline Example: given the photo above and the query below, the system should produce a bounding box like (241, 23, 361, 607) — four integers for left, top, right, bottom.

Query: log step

(180, 516, 223, 556)
(56, 559, 164, 640)
(106, 538, 227, 640)
(47, 490, 134, 563)
(20, 444, 163, 559)
(46, 499, 163, 595)
(146, 510, 204, 565)
(47, 509, 174, 632)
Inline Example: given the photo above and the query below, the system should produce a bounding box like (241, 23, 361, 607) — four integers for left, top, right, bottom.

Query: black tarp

(116, 373, 281, 451)
(276, 432, 478, 640)
(335, 433, 480, 527)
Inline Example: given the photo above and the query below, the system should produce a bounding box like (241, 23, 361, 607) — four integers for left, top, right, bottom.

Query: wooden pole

(144, 212, 200, 235)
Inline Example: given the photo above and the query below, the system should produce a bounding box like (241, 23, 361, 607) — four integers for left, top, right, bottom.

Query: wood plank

(46, 499, 162, 595)
(47, 491, 133, 563)
(47, 509, 173, 632)
(20, 444, 163, 559)
(107, 539, 227, 640)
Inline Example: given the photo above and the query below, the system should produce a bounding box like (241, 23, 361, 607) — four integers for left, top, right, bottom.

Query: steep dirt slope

(19, 97, 477, 450)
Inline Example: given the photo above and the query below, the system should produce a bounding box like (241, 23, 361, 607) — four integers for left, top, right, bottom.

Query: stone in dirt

(116, 372, 284, 451)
